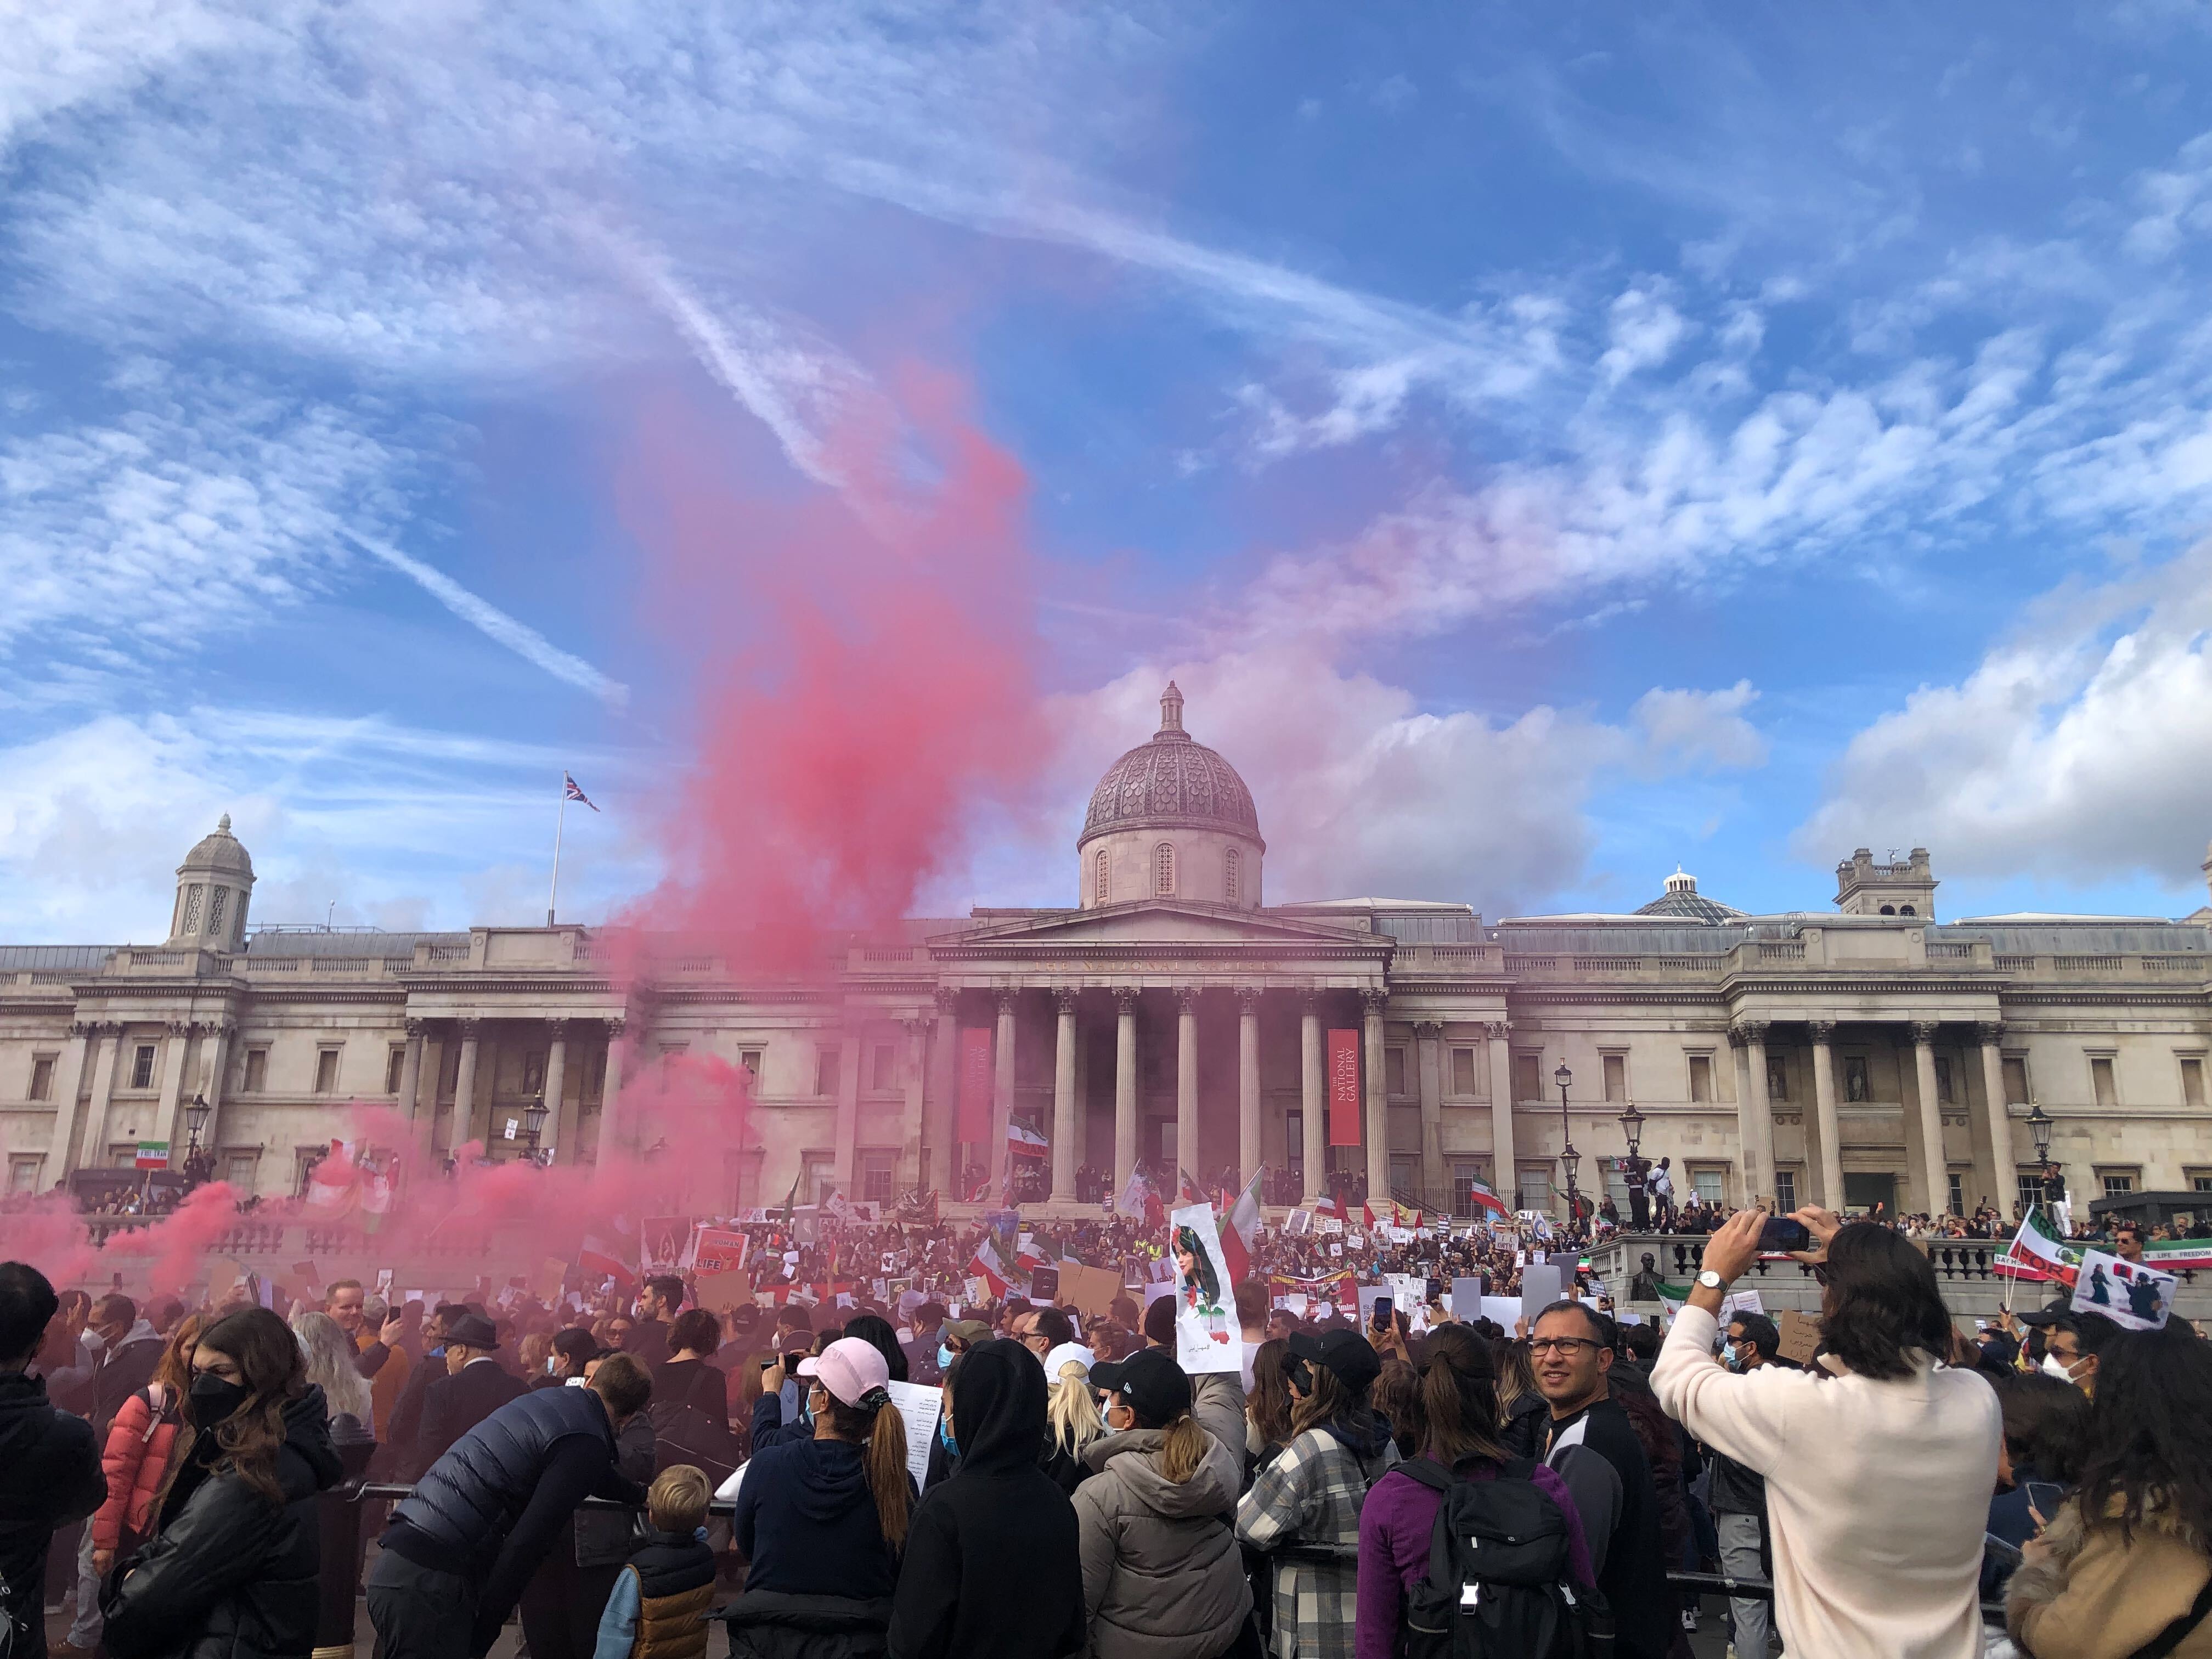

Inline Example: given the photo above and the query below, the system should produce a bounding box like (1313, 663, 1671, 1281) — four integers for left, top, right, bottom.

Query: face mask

(2041, 1352, 2083, 1385)
(189, 1374, 251, 1427)
(938, 1416, 959, 1457)
(81, 1329, 108, 1355)
(1720, 1346, 1742, 1371)
(937, 1344, 955, 1371)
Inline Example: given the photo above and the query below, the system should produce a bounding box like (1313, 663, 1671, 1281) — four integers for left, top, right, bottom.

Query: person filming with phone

(1654, 1204, 2000, 1658)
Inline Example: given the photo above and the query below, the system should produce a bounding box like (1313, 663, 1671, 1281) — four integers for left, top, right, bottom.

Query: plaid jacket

(1235, 1423, 1399, 1658)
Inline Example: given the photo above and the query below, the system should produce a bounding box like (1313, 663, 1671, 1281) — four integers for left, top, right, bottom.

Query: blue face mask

(1721, 1345, 1742, 1371)
(937, 1344, 955, 1372)
(938, 1417, 958, 1458)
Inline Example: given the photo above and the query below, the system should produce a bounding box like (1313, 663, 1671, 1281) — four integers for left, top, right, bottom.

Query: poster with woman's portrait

(1167, 1201, 1242, 1373)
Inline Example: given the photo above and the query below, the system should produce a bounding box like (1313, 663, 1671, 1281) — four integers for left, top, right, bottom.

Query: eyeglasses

(1527, 1338, 1601, 1356)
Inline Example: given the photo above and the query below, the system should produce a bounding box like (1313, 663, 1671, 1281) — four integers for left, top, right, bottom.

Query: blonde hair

(1156, 1411, 1208, 1485)
(1046, 1360, 1107, 1460)
(290, 1309, 373, 1424)
(648, 1464, 712, 1533)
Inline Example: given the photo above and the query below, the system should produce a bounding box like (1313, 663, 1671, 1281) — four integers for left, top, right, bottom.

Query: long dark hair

(1248, 1338, 1295, 1451)
(1818, 1223, 1953, 1381)
(2073, 1321, 2212, 1544)
(1415, 1324, 1506, 1466)
(172, 1307, 305, 1507)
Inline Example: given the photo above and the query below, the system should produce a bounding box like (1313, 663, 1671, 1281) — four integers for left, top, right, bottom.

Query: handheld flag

(1220, 1167, 1265, 1286)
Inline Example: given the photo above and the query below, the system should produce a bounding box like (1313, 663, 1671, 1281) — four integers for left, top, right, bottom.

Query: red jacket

(94, 1383, 182, 1554)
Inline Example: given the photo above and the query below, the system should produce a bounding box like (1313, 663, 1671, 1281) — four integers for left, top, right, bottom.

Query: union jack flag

(563, 771, 599, 811)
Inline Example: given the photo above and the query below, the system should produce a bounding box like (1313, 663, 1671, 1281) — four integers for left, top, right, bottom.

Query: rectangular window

(8, 1156, 41, 1195)
(2018, 1173, 2046, 1215)
(314, 1048, 340, 1094)
(800, 1150, 834, 1205)
(1948, 1173, 1964, 1215)
(1602, 1054, 1626, 1103)
(1688, 1054, 1713, 1103)
(815, 1047, 841, 1098)
(1514, 1054, 1542, 1102)
(385, 1046, 407, 1094)
(1516, 1164, 1553, 1212)
(2002, 1057, 2030, 1105)
(1691, 1166, 1727, 1206)
(2102, 1171, 2137, 1198)
(224, 1152, 258, 1188)
(739, 1048, 764, 1080)
(1451, 1047, 1477, 1096)
(1774, 1168, 1799, 1212)
(130, 1045, 156, 1090)
(1385, 1047, 1407, 1096)
(859, 1150, 896, 1206)
(2183, 1058, 2207, 1108)
(1935, 1057, 1955, 1105)
(1285, 1110, 1303, 1176)
(1449, 1160, 1491, 1220)
(28, 1054, 56, 1102)
(109, 1144, 138, 1168)
(871, 1043, 897, 1092)
(2192, 1173, 2212, 1194)
(2091, 1056, 2119, 1107)
(244, 1048, 268, 1093)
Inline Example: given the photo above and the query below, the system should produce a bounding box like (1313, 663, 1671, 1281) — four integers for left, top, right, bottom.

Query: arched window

(1154, 842, 1175, 897)
(1899, 904, 1916, 916)
(1094, 848, 1109, 904)
(1224, 847, 1240, 904)
(1879, 904, 1896, 915)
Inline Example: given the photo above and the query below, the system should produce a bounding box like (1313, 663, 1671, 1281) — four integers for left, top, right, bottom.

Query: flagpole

(548, 779, 568, 927)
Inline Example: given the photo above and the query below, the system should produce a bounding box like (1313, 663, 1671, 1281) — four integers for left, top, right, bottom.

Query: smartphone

(1371, 1295, 1393, 1325)
(1758, 1217, 1812, 1252)
(759, 1356, 779, 1372)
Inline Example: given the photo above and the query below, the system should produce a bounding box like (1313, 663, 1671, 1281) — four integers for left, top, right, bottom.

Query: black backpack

(1393, 1457, 1611, 1659)
(647, 1366, 741, 1487)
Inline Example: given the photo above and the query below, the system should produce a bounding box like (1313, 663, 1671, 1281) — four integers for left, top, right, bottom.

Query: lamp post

(1617, 1100, 1647, 1230)
(522, 1096, 551, 1167)
(1554, 1063, 1580, 1221)
(2026, 1098, 2057, 1217)
(182, 1093, 214, 1189)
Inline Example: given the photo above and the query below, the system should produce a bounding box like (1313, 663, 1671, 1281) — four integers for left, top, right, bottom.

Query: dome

(1633, 869, 1744, 924)
(179, 812, 254, 878)
(1080, 684, 1263, 849)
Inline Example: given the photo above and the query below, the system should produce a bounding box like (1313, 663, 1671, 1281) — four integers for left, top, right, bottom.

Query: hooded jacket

(0, 1368, 106, 1659)
(2006, 1494, 2212, 1659)
(101, 1385, 346, 1659)
(888, 1340, 1085, 1659)
(730, 1436, 899, 1600)
(1074, 1423, 1249, 1659)
(92, 1321, 167, 1434)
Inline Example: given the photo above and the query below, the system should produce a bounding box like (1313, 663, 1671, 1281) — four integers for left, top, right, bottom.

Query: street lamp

(1617, 1098, 1648, 1229)
(522, 1096, 551, 1167)
(1554, 1063, 1580, 1219)
(181, 1093, 214, 1189)
(2025, 1098, 2057, 1216)
(1617, 1100, 1646, 1160)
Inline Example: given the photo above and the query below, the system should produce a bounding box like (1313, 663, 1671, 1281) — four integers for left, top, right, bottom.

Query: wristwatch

(1696, 1269, 1726, 1290)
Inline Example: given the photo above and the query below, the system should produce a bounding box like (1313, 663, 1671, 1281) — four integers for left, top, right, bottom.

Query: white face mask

(2040, 1352, 2083, 1384)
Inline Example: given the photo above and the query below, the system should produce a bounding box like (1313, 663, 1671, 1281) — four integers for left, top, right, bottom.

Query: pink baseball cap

(797, 1337, 891, 1407)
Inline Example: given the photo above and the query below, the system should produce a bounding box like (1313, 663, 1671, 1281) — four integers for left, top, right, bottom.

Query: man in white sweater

(1653, 1205, 2000, 1659)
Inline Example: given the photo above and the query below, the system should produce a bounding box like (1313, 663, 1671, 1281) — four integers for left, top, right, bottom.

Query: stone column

(397, 1019, 426, 1129)
(1052, 989, 1080, 1203)
(1114, 989, 1139, 1188)
(195, 1021, 234, 1169)
(903, 1017, 929, 1195)
(1486, 1022, 1517, 1211)
(1237, 987, 1262, 1188)
(1731, 1022, 1771, 1206)
(452, 1019, 483, 1155)
(1415, 1020, 1444, 1209)
(989, 991, 1017, 1197)
(1176, 988, 1200, 1186)
(1361, 989, 1389, 1203)
(832, 1028, 863, 1189)
(595, 1018, 628, 1168)
(1300, 996, 1325, 1203)
(927, 989, 959, 1195)
(75, 1025, 125, 1174)
(1911, 1022, 1949, 1217)
(1977, 1024, 2015, 1218)
(45, 1023, 97, 1184)
(1808, 1021, 1846, 1213)
(543, 1021, 572, 1165)
(155, 1021, 193, 1161)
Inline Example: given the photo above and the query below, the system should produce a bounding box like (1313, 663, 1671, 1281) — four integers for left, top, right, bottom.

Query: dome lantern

(168, 813, 255, 949)
(1078, 686, 1263, 910)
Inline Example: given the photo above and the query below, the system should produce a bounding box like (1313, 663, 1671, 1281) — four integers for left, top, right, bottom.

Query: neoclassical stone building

(6, 687, 2212, 1221)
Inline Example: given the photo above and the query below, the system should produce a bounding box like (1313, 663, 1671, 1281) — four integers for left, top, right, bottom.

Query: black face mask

(189, 1373, 251, 1428)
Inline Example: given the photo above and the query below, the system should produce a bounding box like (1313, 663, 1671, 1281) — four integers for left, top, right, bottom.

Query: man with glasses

(1529, 1301, 1677, 1659)
(1710, 1313, 1780, 1658)
(2039, 1312, 2116, 1396)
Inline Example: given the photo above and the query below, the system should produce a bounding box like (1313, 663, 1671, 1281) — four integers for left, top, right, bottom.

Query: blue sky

(9, 4, 2212, 942)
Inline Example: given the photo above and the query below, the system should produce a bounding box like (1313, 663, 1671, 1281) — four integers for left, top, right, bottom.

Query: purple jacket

(1355, 1457, 1595, 1659)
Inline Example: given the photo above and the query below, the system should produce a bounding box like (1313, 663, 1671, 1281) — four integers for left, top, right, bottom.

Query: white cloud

(1598, 286, 1691, 386)
(1795, 543, 2212, 890)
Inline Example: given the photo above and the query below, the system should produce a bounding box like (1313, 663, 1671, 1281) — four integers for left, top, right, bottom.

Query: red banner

(957, 1026, 994, 1144)
(1327, 1028, 1362, 1146)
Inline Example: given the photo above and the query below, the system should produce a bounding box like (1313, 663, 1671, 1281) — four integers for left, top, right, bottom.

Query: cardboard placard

(1029, 1266, 1060, 1304)
(534, 1257, 568, 1305)
(1519, 1262, 1566, 1327)
(1058, 1263, 1126, 1321)
(1774, 1310, 1821, 1367)
(641, 1216, 692, 1273)
(1451, 1276, 1486, 1320)
(1480, 1295, 1523, 1331)
(692, 1227, 751, 1274)
(692, 1268, 752, 1312)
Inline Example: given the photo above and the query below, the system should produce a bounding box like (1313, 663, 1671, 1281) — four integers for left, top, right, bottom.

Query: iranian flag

(1007, 1122, 1049, 1160)
(2141, 1235, 2212, 1272)
(1999, 1208, 2083, 1286)
(1460, 1175, 1508, 1218)
(969, 1235, 1009, 1299)
(1220, 1168, 1265, 1286)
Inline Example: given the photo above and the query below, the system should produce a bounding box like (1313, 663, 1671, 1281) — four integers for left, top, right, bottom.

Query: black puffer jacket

(101, 1386, 345, 1659)
(0, 1369, 105, 1659)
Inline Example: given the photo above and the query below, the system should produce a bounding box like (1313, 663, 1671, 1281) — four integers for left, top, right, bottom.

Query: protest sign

(1480, 1295, 1522, 1331)
(533, 1256, 568, 1304)
(886, 1380, 943, 1486)
(1720, 1288, 1765, 1317)
(692, 1227, 751, 1274)
(1451, 1276, 1486, 1320)
(1357, 1284, 1391, 1327)
(1281, 1293, 1310, 1318)
(2071, 1248, 2177, 1330)
(1387, 1274, 1428, 1324)
(1167, 1201, 1241, 1374)
(692, 1268, 752, 1312)
(641, 1216, 692, 1273)
(1774, 1310, 1822, 1366)
(1519, 1261, 1565, 1326)
(1058, 1263, 1126, 1321)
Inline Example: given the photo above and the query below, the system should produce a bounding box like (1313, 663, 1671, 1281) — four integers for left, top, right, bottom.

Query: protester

(383, 1303, 459, 1474)
(418, 1310, 528, 1467)
(1237, 1329, 1396, 1659)
(591, 1465, 716, 1659)
(627, 1277, 683, 1367)
(901, 1301, 947, 1385)
(0, 1262, 105, 1659)
(1984, 1370, 2089, 1602)
(1703, 1307, 1781, 1655)
(1655, 1205, 2001, 1658)
(533, 1327, 600, 1389)
(1042, 1340, 1104, 1492)
(2040, 1312, 2118, 1397)
(1355, 1324, 1594, 1659)
(1370, 1358, 1421, 1459)
(367, 1351, 653, 1659)
(520, 1351, 659, 1659)
(1142, 1293, 1247, 1459)
(1245, 1338, 1294, 1470)
(1234, 1280, 1268, 1392)
(1494, 1336, 1547, 1458)
(88, 1293, 167, 1433)
(99, 1306, 345, 1659)
(1074, 1346, 1250, 1659)
(842, 1312, 911, 1383)
(889, 1338, 1086, 1659)
(2006, 1320, 2212, 1657)
(91, 1312, 203, 1592)
(724, 1335, 913, 1654)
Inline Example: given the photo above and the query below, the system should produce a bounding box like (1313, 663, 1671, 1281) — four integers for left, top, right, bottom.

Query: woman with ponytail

(1040, 1342, 1105, 1494)
(100, 1306, 345, 1659)
(725, 1336, 916, 1657)
(1352, 1324, 1594, 1659)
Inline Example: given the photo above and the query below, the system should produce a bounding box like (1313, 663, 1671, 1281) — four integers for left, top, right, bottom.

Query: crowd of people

(3, 1190, 2208, 1659)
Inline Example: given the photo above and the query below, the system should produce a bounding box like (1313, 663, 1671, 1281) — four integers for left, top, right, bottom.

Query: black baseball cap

(2015, 1297, 2072, 1329)
(1288, 1328, 1381, 1391)
(1090, 1346, 1193, 1428)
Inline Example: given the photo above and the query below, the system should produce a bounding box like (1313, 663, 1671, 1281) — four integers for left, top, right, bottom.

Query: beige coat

(2007, 1496, 2212, 1659)
(1074, 1424, 1249, 1659)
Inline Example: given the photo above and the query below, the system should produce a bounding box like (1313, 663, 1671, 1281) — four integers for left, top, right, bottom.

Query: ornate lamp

(1617, 1100, 1646, 1160)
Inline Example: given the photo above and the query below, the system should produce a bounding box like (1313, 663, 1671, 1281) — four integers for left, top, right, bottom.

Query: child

(593, 1464, 718, 1659)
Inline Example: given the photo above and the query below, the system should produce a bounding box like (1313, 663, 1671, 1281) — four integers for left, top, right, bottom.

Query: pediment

(933, 900, 1387, 953)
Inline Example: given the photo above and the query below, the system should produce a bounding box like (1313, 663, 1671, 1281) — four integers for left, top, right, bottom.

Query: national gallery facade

(6, 683, 2212, 1223)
